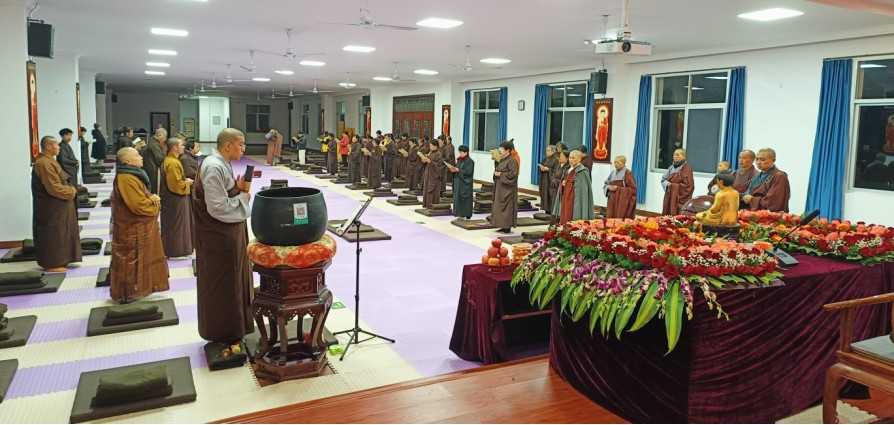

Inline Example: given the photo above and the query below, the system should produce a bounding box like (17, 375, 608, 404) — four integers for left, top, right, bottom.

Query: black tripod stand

(333, 219, 395, 361)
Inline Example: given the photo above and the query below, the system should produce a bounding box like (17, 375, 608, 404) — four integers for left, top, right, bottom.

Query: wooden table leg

(253, 313, 270, 359)
(278, 314, 289, 365)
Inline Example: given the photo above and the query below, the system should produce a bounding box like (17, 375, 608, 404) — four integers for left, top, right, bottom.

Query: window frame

(245, 104, 271, 133)
(649, 69, 731, 175)
(545, 81, 588, 151)
(470, 88, 503, 152)
(847, 54, 894, 194)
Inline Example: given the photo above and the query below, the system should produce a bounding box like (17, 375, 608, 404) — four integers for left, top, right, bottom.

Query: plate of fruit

(481, 239, 512, 272)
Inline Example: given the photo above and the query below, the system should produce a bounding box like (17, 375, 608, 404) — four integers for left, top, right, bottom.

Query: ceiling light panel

(151, 27, 189, 37)
(416, 18, 463, 29)
(737, 8, 803, 22)
(343, 45, 376, 53)
(299, 60, 326, 67)
(413, 69, 438, 75)
(144, 70, 165, 76)
(480, 57, 511, 65)
(148, 49, 177, 56)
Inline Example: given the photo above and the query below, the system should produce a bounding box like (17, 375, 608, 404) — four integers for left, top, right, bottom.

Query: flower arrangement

(738, 210, 894, 265)
(510, 217, 781, 353)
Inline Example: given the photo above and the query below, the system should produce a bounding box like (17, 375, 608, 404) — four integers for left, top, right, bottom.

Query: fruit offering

(481, 239, 512, 267)
(511, 243, 533, 264)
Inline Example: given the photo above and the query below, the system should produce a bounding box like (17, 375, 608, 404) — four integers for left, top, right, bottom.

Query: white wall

(78, 70, 97, 137)
(0, 0, 32, 241)
(109, 89, 180, 134)
(198, 96, 229, 142)
(369, 81, 454, 137)
(228, 97, 289, 144)
(35, 54, 80, 163)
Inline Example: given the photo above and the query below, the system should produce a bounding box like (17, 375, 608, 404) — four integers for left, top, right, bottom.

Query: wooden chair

(822, 292, 894, 423)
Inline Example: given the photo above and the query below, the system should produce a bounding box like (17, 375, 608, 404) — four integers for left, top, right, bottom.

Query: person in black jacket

(90, 123, 107, 163)
(56, 128, 79, 186)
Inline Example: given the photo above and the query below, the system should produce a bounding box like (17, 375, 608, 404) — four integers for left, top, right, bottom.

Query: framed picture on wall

(441, 104, 451, 137)
(75, 82, 81, 135)
(364, 107, 371, 136)
(27, 61, 39, 163)
(592, 98, 613, 163)
(150, 112, 171, 134)
(182, 118, 195, 138)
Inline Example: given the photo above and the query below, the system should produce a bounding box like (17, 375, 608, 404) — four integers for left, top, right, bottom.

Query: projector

(595, 39, 652, 56)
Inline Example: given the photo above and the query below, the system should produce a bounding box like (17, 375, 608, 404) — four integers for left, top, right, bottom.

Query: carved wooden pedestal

(252, 261, 332, 382)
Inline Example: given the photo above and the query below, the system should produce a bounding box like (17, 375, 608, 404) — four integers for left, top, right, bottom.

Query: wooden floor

(217, 356, 626, 424)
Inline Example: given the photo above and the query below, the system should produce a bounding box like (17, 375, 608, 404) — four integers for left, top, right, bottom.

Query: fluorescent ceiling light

(299, 60, 326, 67)
(145, 62, 170, 68)
(148, 49, 177, 56)
(151, 27, 189, 37)
(416, 17, 463, 29)
(413, 69, 438, 76)
(737, 8, 803, 22)
(480, 57, 511, 65)
(252, 77, 271, 82)
(373, 76, 393, 81)
(860, 63, 887, 69)
(144, 70, 165, 76)
(339, 82, 357, 88)
(343, 45, 376, 53)
(274, 69, 294, 75)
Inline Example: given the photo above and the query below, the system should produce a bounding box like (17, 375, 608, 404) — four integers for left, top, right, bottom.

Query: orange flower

(753, 241, 773, 251)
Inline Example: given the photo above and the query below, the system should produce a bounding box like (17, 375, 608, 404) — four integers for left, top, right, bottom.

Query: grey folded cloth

(91, 365, 172, 407)
(0, 327, 14, 341)
(0, 271, 45, 290)
(269, 179, 288, 188)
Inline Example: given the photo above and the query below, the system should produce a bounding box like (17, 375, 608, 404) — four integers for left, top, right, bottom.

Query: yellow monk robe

(697, 185, 740, 226)
(160, 155, 193, 257)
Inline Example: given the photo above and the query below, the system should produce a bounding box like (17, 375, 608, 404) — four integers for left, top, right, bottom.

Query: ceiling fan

(257, 28, 324, 61)
(329, 6, 417, 31)
(266, 88, 296, 100)
(389, 62, 417, 82)
(448, 45, 474, 72)
(223, 64, 252, 84)
(194, 80, 226, 95)
(240, 50, 258, 73)
(302, 79, 335, 94)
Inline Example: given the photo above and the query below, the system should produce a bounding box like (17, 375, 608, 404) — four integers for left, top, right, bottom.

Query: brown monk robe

(160, 139, 194, 257)
(327, 134, 339, 175)
(360, 137, 371, 177)
(661, 149, 694, 215)
(193, 128, 254, 345)
(396, 135, 409, 179)
(421, 140, 445, 208)
(538, 145, 558, 213)
(31, 136, 81, 271)
(441, 137, 456, 192)
(110, 147, 170, 303)
(180, 141, 201, 248)
(406, 140, 421, 190)
(492, 141, 520, 233)
(365, 139, 384, 189)
(414, 138, 427, 190)
(549, 151, 569, 213)
(733, 149, 759, 194)
(604, 156, 638, 219)
(743, 148, 791, 212)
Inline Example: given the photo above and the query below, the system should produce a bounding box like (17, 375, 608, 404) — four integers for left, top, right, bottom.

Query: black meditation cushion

(0, 327, 14, 341)
(77, 186, 88, 194)
(398, 195, 417, 201)
(0, 271, 45, 289)
(101, 199, 111, 207)
(533, 213, 553, 221)
(431, 203, 452, 211)
(91, 364, 172, 407)
(21, 239, 35, 255)
(103, 304, 162, 326)
(81, 239, 103, 251)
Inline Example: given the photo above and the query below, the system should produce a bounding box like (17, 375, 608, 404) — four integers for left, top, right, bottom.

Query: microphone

(770, 209, 820, 267)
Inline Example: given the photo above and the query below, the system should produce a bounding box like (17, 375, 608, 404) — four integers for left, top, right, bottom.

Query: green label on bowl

(293, 202, 308, 225)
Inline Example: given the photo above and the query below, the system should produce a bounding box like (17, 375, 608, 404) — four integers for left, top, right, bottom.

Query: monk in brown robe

(32, 136, 81, 272)
(604, 155, 637, 219)
(743, 148, 791, 212)
(553, 150, 595, 224)
(396, 134, 409, 179)
(348, 135, 363, 184)
(661, 148, 694, 215)
(161, 138, 194, 258)
(537, 145, 557, 213)
(327, 133, 339, 175)
(365, 139, 384, 189)
(414, 138, 427, 191)
(733, 149, 759, 194)
(441, 136, 456, 192)
(406, 139, 421, 191)
(492, 140, 519, 233)
(180, 140, 201, 180)
(142, 128, 167, 194)
(421, 139, 445, 208)
(110, 147, 170, 303)
(193, 128, 253, 349)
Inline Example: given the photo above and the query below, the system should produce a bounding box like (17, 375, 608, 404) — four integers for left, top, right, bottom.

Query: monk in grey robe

(32, 136, 81, 272)
(449, 145, 475, 219)
(492, 140, 519, 233)
(110, 147, 169, 303)
(142, 128, 167, 194)
(743, 148, 791, 212)
(538, 145, 558, 213)
(160, 138, 194, 257)
(604, 156, 637, 219)
(56, 128, 79, 186)
(553, 150, 595, 224)
(421, 140, 445, 208)
(661, 149, 694, 215)
(733, 149, 759, 194)
(193, 128, 253, 349)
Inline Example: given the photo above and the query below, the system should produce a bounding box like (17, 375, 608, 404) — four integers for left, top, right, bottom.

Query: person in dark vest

(449, 145, 474, 219)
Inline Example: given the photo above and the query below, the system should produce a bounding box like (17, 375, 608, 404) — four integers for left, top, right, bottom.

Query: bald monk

(365, 138, 384, 189)
(32, 136, 81, 272)
(143, 128, 167, 194)
(421, 139, 445, 208)
(160, 138, 194, 258)
(604, 155, 638, 219)
(492, 140, 520, 233)
(743, 148, 791, 212)
(538, 145, 558, 213)
(661, 148, 694, 215)
(110, 147, 170, 303)
(553, 150, 595, 224)
(549, 150, 570, 213)
(193, 128, 253, 350)
(733, 149, 759, 194)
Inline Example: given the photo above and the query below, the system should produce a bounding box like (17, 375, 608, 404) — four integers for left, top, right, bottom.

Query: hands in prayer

(185, 178, 194, 185)
(538, 164, 549, 172)
(494, 171, 502, 177)
(743, 195, 753, 203)
(149, 194, 161, 207)
(236, 175, 251, 193)
(447, 164, 458, 173)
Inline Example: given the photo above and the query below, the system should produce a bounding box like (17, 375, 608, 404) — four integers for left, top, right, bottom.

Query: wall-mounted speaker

(111, 94, 118, 103)
(95, 81, 106, 95)
(27, 20, 54, 58)
(589, 70, 608, 95)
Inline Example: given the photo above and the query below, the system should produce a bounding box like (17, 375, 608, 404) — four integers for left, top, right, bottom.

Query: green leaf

(572, 290, 593, 322)
(614, 291, 642, 340)
(664, 280, 684, 354)
(602, 297, 620, 337)
(540, 274, 564, 310)
(588, 300, 601, 335)
(560, 284, 574, 315)
(628, 282, 661, 332)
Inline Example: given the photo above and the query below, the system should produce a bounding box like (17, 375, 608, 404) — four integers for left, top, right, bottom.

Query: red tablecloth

(449, 264, 529, 364)
(549, 254, 894, 423)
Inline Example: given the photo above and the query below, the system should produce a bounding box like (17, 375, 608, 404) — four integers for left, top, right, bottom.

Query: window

(471, 89, 502, 151)
(245, 104, 270, 133)
(651, 71, 729, 173)
(301, 104, 310, 134)
(851, 57, 894, 192)
(545, 83, 587, 151)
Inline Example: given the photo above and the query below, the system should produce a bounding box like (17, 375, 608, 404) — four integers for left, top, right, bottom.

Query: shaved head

(40, 136, 58, 151)
(758, 148, 776, 161)
(217, 128, 246, 150)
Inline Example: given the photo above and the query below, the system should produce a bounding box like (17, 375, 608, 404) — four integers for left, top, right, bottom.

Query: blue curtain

(805, 59, 852, 219)
(631, 75, 652, 203)
(584, 83, 594, 151)
(722, 67, 746, 165)
(462, 89, 471, 147)
(530, 84, 550, 185)
(497, 87, 508, 142)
